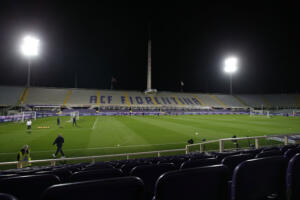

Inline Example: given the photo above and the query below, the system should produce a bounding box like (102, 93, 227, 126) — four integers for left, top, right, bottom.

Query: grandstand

(1, 86, 300, 111)
(1, 86, 300, 199)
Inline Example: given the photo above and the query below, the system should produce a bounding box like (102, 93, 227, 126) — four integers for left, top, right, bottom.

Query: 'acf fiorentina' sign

(89, 95, 202, 105)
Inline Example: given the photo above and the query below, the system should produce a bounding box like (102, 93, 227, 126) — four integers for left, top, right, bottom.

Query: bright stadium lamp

(20, 35, 40, 87)
(224, 57, 238, 94)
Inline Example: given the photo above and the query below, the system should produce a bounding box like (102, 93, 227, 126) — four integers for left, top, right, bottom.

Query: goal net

(12, 111, 37, 123)
(67, 111, 80, 122)
(250, 109, 270, 118)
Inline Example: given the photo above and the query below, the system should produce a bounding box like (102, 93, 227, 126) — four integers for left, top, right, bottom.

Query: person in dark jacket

(52, 134, 65, 158)
(57, 116, 60, 127)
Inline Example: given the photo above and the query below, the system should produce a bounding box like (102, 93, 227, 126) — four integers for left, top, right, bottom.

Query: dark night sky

(0, 2, 299, 94)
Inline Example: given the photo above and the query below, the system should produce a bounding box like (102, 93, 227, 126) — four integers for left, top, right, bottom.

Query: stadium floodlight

(20, 35, 40, 87)
(224, 57, 238, 94)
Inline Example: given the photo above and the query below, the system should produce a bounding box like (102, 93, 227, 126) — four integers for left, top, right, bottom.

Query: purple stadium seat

(0, 174, 60, 200)
(231, 156, 287, 200)
(286, 153, 300, 200)
(255, 150, 282, 158)
(0, 193, 18, 200)
(83, 162, 114, 171)
(180, 158, 220, 169)
(154, 165, 229, 200)
(221, 154, 254, 179)
(35, 168, 72, 182)
(130, 163, 176, 200)
(284, 148, 300, 161)
(121, 162, 151, 174)
(69, 168, 124, 182)
(41, 177, 144, 200)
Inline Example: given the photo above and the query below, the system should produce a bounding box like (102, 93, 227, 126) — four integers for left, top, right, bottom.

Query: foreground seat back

(70, 168, 123, 182)
(83, 163, 114, 171)
(130, 163, 176, 200)
(0, 174, 60, 200)
(286, 153, 300, 200)
(42, 176, 144, 200)
(231, 156, 287, 200)
(284, 148, 300, 161)
(255, 150, 282, 158)
(180, 158, 219, 169)
(222, 154, 253, 178)
(0, 193, 18, 200)
(154, 165, 228, 200)
(36, 169, 72, 182)
(121, 162, 149, 174)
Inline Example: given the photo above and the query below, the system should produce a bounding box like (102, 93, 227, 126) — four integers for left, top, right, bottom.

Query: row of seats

(0, 145, 299, 200)
(1, 86, 299, 108)
(0, 154, 300, 200)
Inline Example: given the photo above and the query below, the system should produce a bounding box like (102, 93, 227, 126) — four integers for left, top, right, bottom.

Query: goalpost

(69, 111, 80, 121)
(250, 109, 270, 118)
(12, 111, 37, 123)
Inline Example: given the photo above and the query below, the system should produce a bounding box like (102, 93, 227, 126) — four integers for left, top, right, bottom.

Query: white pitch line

(0, 142, 186, 155)
(92, 116, 99, 129)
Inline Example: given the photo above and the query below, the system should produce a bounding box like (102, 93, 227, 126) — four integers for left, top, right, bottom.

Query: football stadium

(1, 3, 300, 200)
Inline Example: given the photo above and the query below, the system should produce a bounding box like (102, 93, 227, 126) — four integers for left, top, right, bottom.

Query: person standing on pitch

(57, 116, 61, 127)
(52, 134, 65, 158)
(26, 119, 32, 133)
(72, 116, 77, 127)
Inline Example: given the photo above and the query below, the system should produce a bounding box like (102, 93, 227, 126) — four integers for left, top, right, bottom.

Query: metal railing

(0, 148, 186, 168)
(0, 133, 298, 169)
(185, 133, 299, 153)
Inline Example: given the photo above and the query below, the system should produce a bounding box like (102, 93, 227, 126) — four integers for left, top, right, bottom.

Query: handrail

(185, 133, 300, 153)
(0, 148, 186, 167)
(1, 133, 299, 168)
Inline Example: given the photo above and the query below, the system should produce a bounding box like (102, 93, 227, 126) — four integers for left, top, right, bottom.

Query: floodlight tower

(20, 35, 40, 87)
(224, 57, 238, 95)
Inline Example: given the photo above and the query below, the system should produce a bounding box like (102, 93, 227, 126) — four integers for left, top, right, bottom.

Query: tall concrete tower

(145, 23, 157, 94)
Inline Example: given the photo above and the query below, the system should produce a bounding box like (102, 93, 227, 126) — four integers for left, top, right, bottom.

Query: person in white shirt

(26, 120, 32, 132)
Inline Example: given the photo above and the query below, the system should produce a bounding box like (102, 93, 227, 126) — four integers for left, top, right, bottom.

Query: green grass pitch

(0, 115, 300, 164)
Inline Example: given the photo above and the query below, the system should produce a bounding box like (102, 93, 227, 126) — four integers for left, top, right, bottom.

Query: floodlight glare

(224, 57, 238, 73)
(20, 35, 40, 57)
(223, 56, 239, 95)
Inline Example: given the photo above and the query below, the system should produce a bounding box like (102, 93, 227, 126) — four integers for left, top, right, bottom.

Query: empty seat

(83, 163, 114, 171)
(121, 162, 150, 174)
(36, 169, 72, 182)
(280, 145, 296, 154)
(0, 174, 60, 200)
(130, 163, 176, 200)
(255, 150, 282, 158)
(69, 168, 123, 182)
(284, 148, 300, 161)
(231, 156, 287, 200)
(215, 152, 241, 162)
(0, 174, 18, 180)
(242, 149, 262, 157)
(154, 165, 228, 200)
(0, 193, 18, 200)
(180, 158, 219, 169)
(262, 146, 280, 152)
(222, 154, 254, 179)
(41, 176, 144, 200)
(286, 153, 300, 200)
